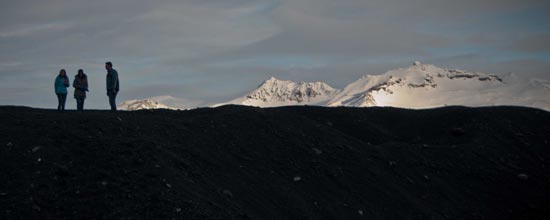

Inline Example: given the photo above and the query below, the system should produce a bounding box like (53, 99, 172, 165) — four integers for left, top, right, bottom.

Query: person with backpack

(54, 69, 70, 111)
(105, 62, 119, 111)
(73, 69, 89, 111)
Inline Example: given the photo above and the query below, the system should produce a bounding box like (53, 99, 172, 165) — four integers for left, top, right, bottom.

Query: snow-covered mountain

(118, 99, 173, 111)
(214, 62, 549, 110)
(118, 96, 205, 111)
(327, 62, 549, 110)
(215, 77, 340, 107)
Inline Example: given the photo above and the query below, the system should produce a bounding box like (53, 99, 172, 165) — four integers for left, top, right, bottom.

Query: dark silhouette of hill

(1, 105, 549, 220)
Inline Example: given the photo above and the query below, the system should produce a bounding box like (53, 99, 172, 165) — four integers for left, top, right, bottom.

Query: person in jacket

(73, 69, 89, 111)
(105, 62, 119, 111)
(54, 69, 70, 111)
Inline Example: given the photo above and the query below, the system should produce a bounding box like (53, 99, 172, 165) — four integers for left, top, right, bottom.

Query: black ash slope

(0, 105, 549, 220)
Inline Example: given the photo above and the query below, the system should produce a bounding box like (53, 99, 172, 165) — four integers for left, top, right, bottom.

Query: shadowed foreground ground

(0, 105, 549, 220)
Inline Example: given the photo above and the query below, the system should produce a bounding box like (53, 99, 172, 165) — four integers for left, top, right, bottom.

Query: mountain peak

(260, 76, 292, 86)
(118, 99, 173, 111)
(219, 77, 339, 107)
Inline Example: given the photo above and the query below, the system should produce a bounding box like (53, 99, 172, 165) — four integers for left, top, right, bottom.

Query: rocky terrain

(1, 105, 549, 220)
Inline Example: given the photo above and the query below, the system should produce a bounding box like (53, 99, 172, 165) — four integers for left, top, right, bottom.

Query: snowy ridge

(217, 77, 340, 107)
(118, 99, 173, 111)
(118, 96, 205, 111)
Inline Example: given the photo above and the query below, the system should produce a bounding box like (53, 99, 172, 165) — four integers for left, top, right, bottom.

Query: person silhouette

(73, 69, 89, 111)
(105, 62, 119, 111)
(54, 69, 70, 111)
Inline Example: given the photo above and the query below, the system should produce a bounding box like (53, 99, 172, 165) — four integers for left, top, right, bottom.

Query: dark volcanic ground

(0, 105, 549, 220)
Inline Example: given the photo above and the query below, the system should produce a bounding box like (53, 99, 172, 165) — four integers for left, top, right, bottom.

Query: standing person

(105, 62, 119, 111)
(73, 69, 89, 111)
(54, 69, 70, 111)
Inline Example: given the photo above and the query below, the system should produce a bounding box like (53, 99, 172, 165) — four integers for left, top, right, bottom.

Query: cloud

(0, 23, 74, 38)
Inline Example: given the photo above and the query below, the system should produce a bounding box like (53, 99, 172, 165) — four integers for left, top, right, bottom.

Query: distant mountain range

(119, 62, 550, 111)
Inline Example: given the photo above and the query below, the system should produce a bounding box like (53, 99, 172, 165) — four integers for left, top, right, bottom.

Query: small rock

(388, 161, 397, 167)
(32, 205, 41, 211)
(155, 164, 160, 168)
(312, 148, 322, 155)
(414, 61, 422, 66)
(450, 127, 466, 136)
(117, 117, 123, 121)
(101, 181, 108, 186)
(6, 142, 13, 147)
(293, 176, 301, 182)
(175, 208, 181, 212)
(222, 190, 233, 198)
(37, 158, 42, 162)
(517, 173, 529, 180)
(166, 183, 172, 188)
(32, 146, 42, 152)
(514, 133, 525, 137)
(0, 192, 7, 196)
(358, 210, 364, 215)
(423, 175, 430, 180)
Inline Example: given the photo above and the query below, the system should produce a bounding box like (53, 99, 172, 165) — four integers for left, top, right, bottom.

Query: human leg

(57, 94, 62, 110)
(108, 93, 117, 111)
(76, 98, 84, 111)
(60, 94, 67, 110)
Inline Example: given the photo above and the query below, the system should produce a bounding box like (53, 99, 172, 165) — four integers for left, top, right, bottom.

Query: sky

(0, 0, 549, 109)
